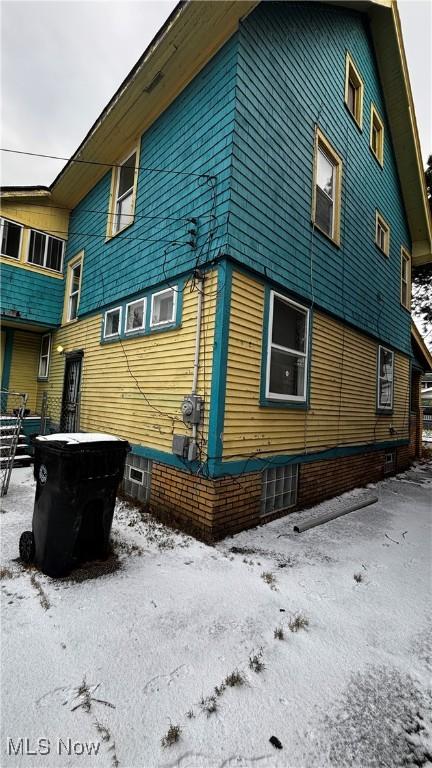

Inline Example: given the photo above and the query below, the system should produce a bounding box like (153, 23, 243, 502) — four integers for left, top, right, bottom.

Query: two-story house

(1, 0, 431, 538)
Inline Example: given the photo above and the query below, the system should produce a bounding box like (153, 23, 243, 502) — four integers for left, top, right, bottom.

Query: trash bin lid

(36, 432, 124, 444)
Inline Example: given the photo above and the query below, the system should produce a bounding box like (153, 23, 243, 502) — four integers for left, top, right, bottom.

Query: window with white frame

(68, 259, 82, 321)
(27, 229, 64, 272)
(266, 292, 309, 401)
(104, 307, 122, 338)
(375, 212, 390, 256)
(125, 298, 146, 333)
(0, 217, 22, 259)
(261, 465, 298, 517)
(38, 334, 51, 378)
(112, 151, 137, 234)
(377, 345, 394, 410)
(401, 248, 411, 309)
(151, 288, 176, 327)
(384, 451, 395, 474)
(313, 130, 342, 244)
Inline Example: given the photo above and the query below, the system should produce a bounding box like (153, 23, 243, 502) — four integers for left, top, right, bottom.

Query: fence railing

(0, 390, 28, 496)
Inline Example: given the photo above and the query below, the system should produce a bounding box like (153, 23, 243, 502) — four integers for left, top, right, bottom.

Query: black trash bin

(19, 433, 130, 577)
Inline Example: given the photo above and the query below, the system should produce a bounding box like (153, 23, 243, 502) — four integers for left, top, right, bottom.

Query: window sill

(260, 396, 309, 410)
(37, 377, 49, 382)
(62, 317, 79, 327)
(105, 218, 135, 243)
(0, 253, 20, 261)
(376, 408, 394, 416)
(101, 321, 180, 345)
(343, 102, 362, 132)
(369, 147, 384, 169)
(400, 302, 411, 314)
(375, 242, 389, 258)
(312, 221, 340, 248)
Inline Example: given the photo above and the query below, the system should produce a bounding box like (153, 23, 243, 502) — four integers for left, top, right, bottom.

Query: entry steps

(0, 423, 32, 469)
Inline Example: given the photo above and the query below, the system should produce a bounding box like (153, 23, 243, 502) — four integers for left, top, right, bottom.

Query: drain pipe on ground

(293, 495, 378, 533)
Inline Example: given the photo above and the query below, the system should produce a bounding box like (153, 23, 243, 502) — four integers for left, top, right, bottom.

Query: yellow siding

(37, 271, 217, 451)
(223, 271, 411, 458)
(9, 331, 41, 412)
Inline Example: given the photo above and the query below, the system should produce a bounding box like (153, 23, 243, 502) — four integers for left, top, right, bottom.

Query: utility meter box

(181, 394, 203, 426)
(172, 434, 190, 458)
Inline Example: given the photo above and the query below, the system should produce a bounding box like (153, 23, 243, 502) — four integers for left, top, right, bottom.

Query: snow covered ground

(1, 464, 431, 768)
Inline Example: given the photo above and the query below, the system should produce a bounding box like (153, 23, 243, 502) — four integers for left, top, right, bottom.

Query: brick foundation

(148, 445, 413, 540)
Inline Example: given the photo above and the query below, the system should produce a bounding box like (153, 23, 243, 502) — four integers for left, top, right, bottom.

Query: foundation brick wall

(149, 445, 414, 539)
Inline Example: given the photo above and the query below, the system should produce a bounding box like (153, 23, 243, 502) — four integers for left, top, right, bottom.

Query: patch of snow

(36, 432, 123, 444)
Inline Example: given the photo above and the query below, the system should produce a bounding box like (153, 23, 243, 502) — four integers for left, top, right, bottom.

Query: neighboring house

(1, 0, 431, 538)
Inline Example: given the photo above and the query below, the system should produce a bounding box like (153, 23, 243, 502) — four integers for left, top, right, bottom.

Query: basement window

(313, 129, 342, 245)
(27, 229, 64, 272)
(104, 307, 122, 338)
(370, 105, 384, 165)
(384, 451, 395, 475)
(0, 217, 22, 259)
(261, 465, 298, 517)
(122, 455, 152, 503)
(375, 212, 390, 256)
(150, 288, 177, 327)
(344, 53, 363, 128)
(265, 291, 309, 402)
(38, 334, 51, 379)
(377, 345, 394, 411)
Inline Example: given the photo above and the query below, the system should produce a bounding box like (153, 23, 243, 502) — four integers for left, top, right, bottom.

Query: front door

(61, 353, 82, 432)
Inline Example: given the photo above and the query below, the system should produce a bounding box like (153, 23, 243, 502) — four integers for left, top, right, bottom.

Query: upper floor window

(27, 229, 64, 272)
(344, 53, 363, 128)
(265, 291, 309, 402)
(68, 259, 82, 321)
(370, 105, 384, 165)
(375, 212, 390, 256)
(313, 129, 342, 245)
(38, 334, 51, 379)
(401, 248, 411, 310)
(377, 345, 394, 411)
(0, 217, 22, 260)
(108, 149, 139, 236)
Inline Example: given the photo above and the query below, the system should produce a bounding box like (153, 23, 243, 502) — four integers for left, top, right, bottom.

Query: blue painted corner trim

(1, 328, 14, 391)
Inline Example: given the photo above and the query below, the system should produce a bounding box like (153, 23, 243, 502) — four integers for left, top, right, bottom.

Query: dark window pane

(272, 297, 306, 352)
(41, 335, 50, 356)
(1, 221, 21, 258)
(315, 187, 333, 235)
(117, 153, 136, 198)
(269, 348, 305, 397)
(28, 231, 46, 265)
(347, 80, 356, 115)
(46, 237, 63, 271)
(69, 293, 78, 321)
(106, 310, 120, 336)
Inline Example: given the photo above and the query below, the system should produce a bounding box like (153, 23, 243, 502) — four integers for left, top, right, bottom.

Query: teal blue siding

(66, 37, 239, 316)
(227, 2, 412, 356)
(1, 328, 14, 391)
(1, 263, 63, 327)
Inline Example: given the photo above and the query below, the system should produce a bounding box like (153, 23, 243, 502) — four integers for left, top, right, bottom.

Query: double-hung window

(38, 334, 51, 379)
(370, 105, 384, 165)
(0, 217, 22, 259)
(110, 150, 138, 235)
(150, 288, 176, 327)
(68, 259, 82, 321)
(266, 292, 309, 402)
(401, 248, 411, 309)
(375, 212, 390, 256)
(377, 345, 394, 411)
(313, 130, 342, 245)
(27, 229, 64, 272)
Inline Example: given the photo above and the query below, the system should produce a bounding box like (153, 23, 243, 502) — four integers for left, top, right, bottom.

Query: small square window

(377, 345, 394, 411)
(1, 218, 22, 259)
(375, 212, 390, 256)
(104, 307, 122, 338)
(150, 288, 177, 327)
(261, 465, 298, 517)
(370, 105, 384, 165)
(344, 53, 363, 128)
(125, 298, 146, 333)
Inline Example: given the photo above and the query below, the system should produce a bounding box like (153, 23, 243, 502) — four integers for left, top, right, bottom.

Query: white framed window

(38, 333, 51, 379)
(370, 104, 384, 165)
(375, 212, 390, 256)
(266, 291, 309, 401)
(313, 129, 342, 244)
(129, 466, 144, 485)
(150, 288, 177, 327)
(401, 248, 411, 309)
(111, 150, 138, 235)
(68, 260, 82, 321)
(0, 217, 22, 259)
(261, 465, 298, 517)
(384, 451, 395, 474)
(104, 307, 122, 338)
(377, 345, 394, 410)
(27, 228, 64, 272)
(344, 53, 363, 128)
(125, 298, 146, 333)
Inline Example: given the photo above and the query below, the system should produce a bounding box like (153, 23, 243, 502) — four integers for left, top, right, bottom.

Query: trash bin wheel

(19, 531, 35, 564)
